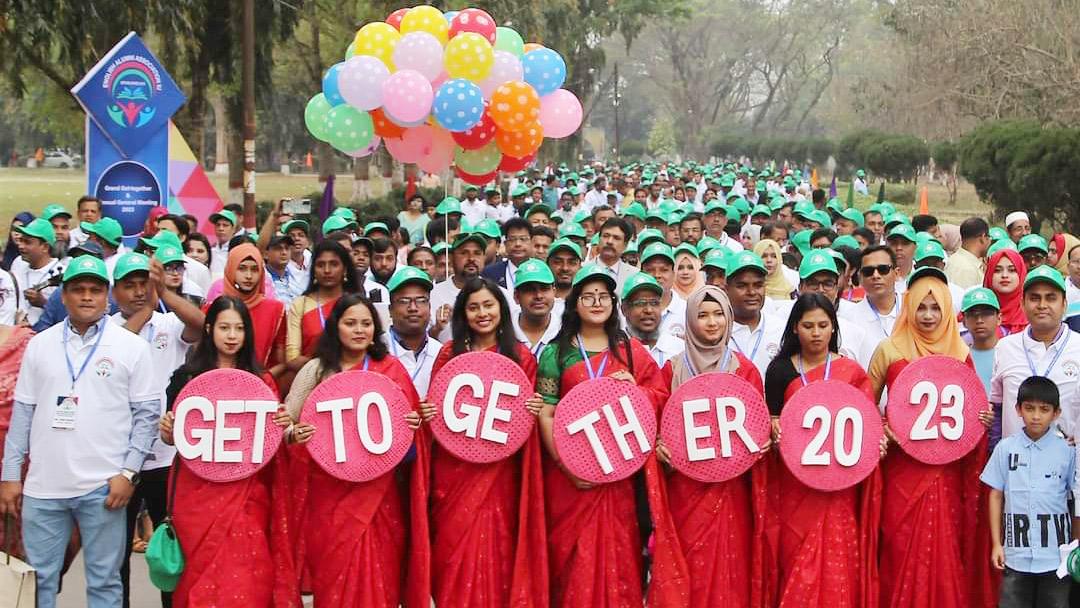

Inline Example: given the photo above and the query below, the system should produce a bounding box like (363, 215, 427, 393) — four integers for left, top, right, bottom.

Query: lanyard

(577, 334, 610, 380)
(731, 318, 765, 362)
(797, 353, 832, 387)
(682, 347, 732, 378)
(315, 297, 327, 329)
(361, 355, 370, 371)
(64, 318, 106, 391)
(389, 328, 429, 383)
(505, 263, 516, 290)
(867, 297, 897, 338)
(1024, 325, 1070, 377)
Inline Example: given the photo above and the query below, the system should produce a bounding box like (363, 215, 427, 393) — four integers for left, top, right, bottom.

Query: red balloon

(455, 165, 498, 186)
(371, 108, 406, 139)
(386, 8, 409, 30)
(448, 8, 497, 45)
(498, 152, 536, 173)
(451, 105, 499, 150)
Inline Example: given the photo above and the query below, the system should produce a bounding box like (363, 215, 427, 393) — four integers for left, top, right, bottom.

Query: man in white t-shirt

(108, 252, 204, 605)
(0, 255, 158, 608)
(208, 209, 239, 278)
(10, 218, 61, 325)
(845, 245, 902, 341)
(460, 186, 486, 227)
(727, 251, 785, 376)
(384, 267, 442, 399)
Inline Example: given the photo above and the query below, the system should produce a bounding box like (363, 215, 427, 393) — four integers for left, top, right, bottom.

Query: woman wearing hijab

(672, 244, 705, 300)
(220, 243, 286, 377)
(1049, 233, 1079, 274)
(754, 239, 796, 301)
(656, 286, 768, 607)
(982, 248, 1027, 336)
(867, 272, 996, 608)
(764, 293, 882, 608)
(2, 212, 34, 270)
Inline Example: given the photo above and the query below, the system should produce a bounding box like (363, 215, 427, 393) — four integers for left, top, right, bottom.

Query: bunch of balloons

(303, 6, 584, 184)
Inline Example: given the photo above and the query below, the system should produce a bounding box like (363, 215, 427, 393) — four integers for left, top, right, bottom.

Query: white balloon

(392, 32, 445, 82)
(478, 51, 524, 99)
(339, 55, 390, 111)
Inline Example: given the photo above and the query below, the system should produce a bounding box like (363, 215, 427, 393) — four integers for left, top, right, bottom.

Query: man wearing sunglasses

(845, 245, 901, 340)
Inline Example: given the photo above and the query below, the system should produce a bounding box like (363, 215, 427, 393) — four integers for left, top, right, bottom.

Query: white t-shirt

(183, 254, 213, 294)
(647, 333, 685, 368)
(14, 319, 157, 499)
(9, 257, 60, 325)
(460, 199, 487, 227)
(382, 330, 442, 400)
(844, 296, 900, 344)
(0, 268, 18, 325)
(513, 307, 564, 360)
(109, 311, 193, 471)
(991, 327, 1080, 439)
(659, 292, 688, 340)
(429, 279, 462, 342)
(730, 311, 785, 377)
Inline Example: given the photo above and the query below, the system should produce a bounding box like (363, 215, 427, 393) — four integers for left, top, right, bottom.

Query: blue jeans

(22, 484, 126, 608)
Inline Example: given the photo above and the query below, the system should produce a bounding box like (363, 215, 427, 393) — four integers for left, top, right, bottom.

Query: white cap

(1005, 211, 1029, 228)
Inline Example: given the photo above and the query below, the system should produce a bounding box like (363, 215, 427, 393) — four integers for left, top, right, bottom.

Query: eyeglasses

(627, 298, 661, 309)
(579, 293, 613, 307)
(163, 263, 186, 274)
(803, 278, 837, 291)
(505, 235, 531, 244)
(859, 264, 894, 278)
(392, 296, 430, 308)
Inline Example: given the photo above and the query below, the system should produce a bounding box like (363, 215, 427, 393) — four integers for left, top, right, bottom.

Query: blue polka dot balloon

(522, 48, 566, 96)
(432, 78, 485, 133)
(322, 61, 346, 106)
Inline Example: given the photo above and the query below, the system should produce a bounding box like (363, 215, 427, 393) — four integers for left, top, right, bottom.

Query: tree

(647, 114, 677, 158)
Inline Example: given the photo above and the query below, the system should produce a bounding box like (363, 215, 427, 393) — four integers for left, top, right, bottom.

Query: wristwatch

(120, 468, 141, 486)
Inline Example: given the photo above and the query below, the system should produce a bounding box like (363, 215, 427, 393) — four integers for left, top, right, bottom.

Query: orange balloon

(371, 108, 406, 139)
(495, 123, 543, 158)
(523, 43, 544, 53)
(489, 81, 541, 133)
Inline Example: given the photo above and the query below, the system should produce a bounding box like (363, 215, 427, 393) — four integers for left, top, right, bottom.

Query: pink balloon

(430, 71, 449, 90)
(385, 125, 434, 164)
(539, 89, 583, 139)
(417, 127, 455, 173)
(339, 56, 390, 111)
(381, 69, 434, 124)
(479, 51, 524, 99)
(345, 136, 383, 158)
(392, 32, 444, 81)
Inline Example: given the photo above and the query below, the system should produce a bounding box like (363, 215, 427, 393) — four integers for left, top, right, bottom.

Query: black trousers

(1000, 568, 1069, 608)
(121, 466, 172, 608)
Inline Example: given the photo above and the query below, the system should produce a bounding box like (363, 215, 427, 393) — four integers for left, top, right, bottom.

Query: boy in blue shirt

(981, 376, 1076, 607)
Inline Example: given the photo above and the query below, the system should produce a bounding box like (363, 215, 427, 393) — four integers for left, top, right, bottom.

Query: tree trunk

(317, 142, 334, 183)
(352, 155, 371, 201)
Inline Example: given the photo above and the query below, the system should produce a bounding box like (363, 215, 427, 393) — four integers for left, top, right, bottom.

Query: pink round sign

(660, 373, 770, 483)
(779, 380, 883, 492)
(886, 356, 988, 465)
(553, 378, 656, 484)
(427, 351, 534, 463)
(300, 370, 415, 482)
(173, 369, 284, 482)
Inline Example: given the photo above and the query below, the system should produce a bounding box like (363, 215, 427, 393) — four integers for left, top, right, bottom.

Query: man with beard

(639, 242, 687, 339)
(41, 204, 72, 259)
(384, 266, 442, 399)
(368, 237, 397, 294)
(621, 271, 683, 366)
(726, 251, 784, 376)
(594, 217, 635, 292)
(11, 218, 60, 326)
(546, 238, 582, 301)
(511, 259, 562, 359)
(429, 232, 486, 341)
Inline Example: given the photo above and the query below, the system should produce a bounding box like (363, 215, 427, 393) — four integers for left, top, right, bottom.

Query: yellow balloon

(444, 32, 494, 83)
(399, 6, 449, 44)
(353, 22, 401, 69)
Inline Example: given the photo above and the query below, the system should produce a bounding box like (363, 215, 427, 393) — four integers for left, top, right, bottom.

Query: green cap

(960, 287, 1000, 312)
(331, 207, 357, 221)
(558, 223, 586, 239)
(640, 242, 675, 266)
(750, 204, 772, 218)
(987, 239, 1016, 256)
(155, 244, 185, 266)
(799, 250, 839, 280)
(571, 211, 591, 224)
(524, 203, 553, 219)
(451, 231, 487, 251)
(623, 241, 638, 255)
(724, 205, 742, 224)
(884, 212, 910, 228)
(719, 174, 735, 187)
(832, 234, 861, 250)
(726, 250, 767, 277)
(793, 201, 815, 220)
(808, 209, 832, 228)
(856, 169, 866, 177)
(322, 215, 356, 234)
(621, 202, 646, 221)
(571, 263, 616, 289)
(435, 197, 462, 215)
(114, 252, 151, 281)
(62, 254, 109, 283)
(620, 271, 663, 300)
(459, 219, 474, 234)
(432, 242, 450, 255)
(791, 229, 812, 256)
(666, 211, 685, 226)
(826, 198, 844, 214)
(364, 222, 390, 237)
(140, 229, 182, 251)
(484, 185, 499, 194)
(1024, 265, 1066, 293)
(14, 218, 57, 246)
(878, 202, 897, 216)
(886, 223, 917, 243)
(829, 248, 849, 270)
(473, 219, 502, 240)
(280, 219, 310, 235)
(702, 200, 726, 216)
(914, 240, 946, 262)
(914, 232, 937, 247)
(510, 184, 529, 197)
(673, 243, 699, 259)
(81, 217, 122, 246)
(839, 208, 864, 227)
(1018, 234, 1049, 254)
(702, 248, 729, 271)
(41, 204, 71, 221)
(514, 259, 555, 288)
(208, 209, 237, 226)
(547, 238, 583, 260)
(730, 197, 751, 216)
(696, 236, 721, 256)
(989, 226, 1009, 242)
(645, 208, 668, 223)
(636, 228, 666, 248)
(387, 266, 433, 293)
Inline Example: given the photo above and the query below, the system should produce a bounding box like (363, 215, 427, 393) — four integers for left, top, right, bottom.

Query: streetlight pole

(242, 0, 256, 230)
(613, 62, 620, 162)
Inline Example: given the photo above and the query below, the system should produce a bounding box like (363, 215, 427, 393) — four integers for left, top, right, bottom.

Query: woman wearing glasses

(536, 265, 688, 607)
(155, 244, 205, 309)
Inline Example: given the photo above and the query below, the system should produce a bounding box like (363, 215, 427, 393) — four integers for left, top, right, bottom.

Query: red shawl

(545, 338, 690, 607)
(286, 356, 430, 608)
(878, 358, 997, 608)
(981, 249, 1027, 336)
(170, 375, 299, 608)
(665, 352, 770, 608)
(428, 341, 549, 608)
(764, 357, 881, 608)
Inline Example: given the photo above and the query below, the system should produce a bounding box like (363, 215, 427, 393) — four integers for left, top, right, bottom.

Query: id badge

(52, 395, 78, 430)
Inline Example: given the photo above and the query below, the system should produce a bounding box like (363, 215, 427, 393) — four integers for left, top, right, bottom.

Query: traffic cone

(919, 185, 929, 215)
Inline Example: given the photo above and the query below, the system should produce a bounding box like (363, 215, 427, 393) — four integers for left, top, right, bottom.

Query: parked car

(41, 149, 83, 169)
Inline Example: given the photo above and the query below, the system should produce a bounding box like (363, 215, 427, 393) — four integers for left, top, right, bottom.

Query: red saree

(544, 338, 689, 607)
(764, 356, 881, 608)
(664, 352, 769, 608)
(878, 358, 996, 608)
(0, 326, 32, 556)
(170, 375, 299, 608)
(287, 356, 430, 608)
(428, 342, 548, 608)
(252, 299, 285, 368)
(300, 298, 337, 357)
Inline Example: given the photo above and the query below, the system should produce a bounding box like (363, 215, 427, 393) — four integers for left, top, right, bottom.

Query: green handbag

(145, 460, 184, 592)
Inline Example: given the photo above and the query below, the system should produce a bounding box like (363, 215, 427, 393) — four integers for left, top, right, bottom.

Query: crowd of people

(0, 159, 1078, 608)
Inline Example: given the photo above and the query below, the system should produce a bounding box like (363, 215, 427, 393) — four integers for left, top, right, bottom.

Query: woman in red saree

(0, 324, 33, 557)
(537, 266, 689, 607)
(867, 272, 996, 608)
(286, 240, 359, 371)
(655, 285, 768, 608)
(158, 296, 299, 607)
(219, 243, 286, 375)
(284, 293, 429, 607)
(418, 277, 548, 608)
(763, 293, 882, 608)
(982, 249, 1027, 337)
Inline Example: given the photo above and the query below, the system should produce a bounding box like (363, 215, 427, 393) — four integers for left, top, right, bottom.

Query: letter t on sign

(566, 410, 612, 474)
(603, 395, 651, 462)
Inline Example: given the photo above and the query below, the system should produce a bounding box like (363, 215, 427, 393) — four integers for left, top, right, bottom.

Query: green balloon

(345, 41, 356, 60)
(455, 141, 502, 174)
(325, 105, 374, 152)
(304, 94, 333, 142)
(494, 26, 524, 58)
